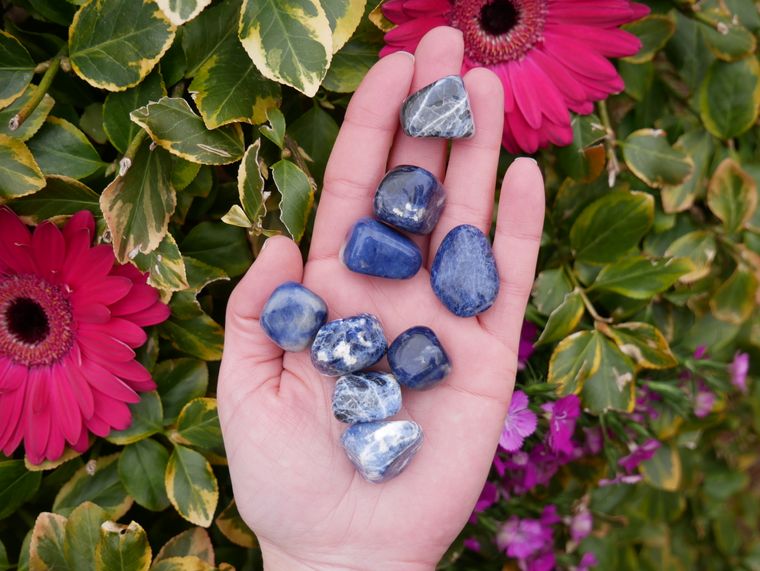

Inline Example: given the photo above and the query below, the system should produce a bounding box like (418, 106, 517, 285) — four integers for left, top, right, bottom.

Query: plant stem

(597, 99, 620, 187)
(283, 134, 316, 191)
(564, 265, 613, 324)
(10, 45, 67, 131)
(119, 129, 148, 176)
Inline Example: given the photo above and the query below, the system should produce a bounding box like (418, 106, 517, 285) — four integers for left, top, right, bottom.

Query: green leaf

(171, 157, 201, 191)
(555, 114, 608, 181)
(154, 528, 214, 564)
(53, 454, 132, 519)
(181, 0, 240, 78)
(0, 541, 8, 571)
(580, 333, 636, 414)
(106, 391, 164, 446)
(69, 0, 176, 91)
(531, 268, 573, 315)
(0, 31, 34, 108)
(0, 85, 54, 141)
(699, 57, 760, 139)
(180, 221, 253, 277)
(0, 460, 42, 519)
(234, 139, 268, 227)
(27, 117, 104, 179)
(166, 445, 219, 527)
(600, 322, 677, 370)
(189, 28, 280, 129)
(707, 158, 757, 234)
(272, 159, 315, 242)
(119, 439, 171, 511)
(322, 15, 382, 93)
(622, 129, 694, 189)
(27, 0, 77, 25)
(100, 140, 176, 263)
(159, 292, 224, 361)
(80, 102, 107, 145)
(589, 256, 694, 299)
(569, 191, 654, 264)
(95, 521, 151, 571)
(103, 70, 166, 154)
(664, 231, 717, 283)
(133, 233, 190, 291)
(11, 176, 100, 221)
(661, 129, 714, 214)
(156, 0, 212, 25)
(535, 291, 584, 347)
(641, 444, 682, 492)
(701, 11, 757, 61)
(288, 105, 339, 181)
(622, 14, 676, 64)
(547, 330, 601, 395)
(710, 267, 758, 324)
(63, 502, 108, 571)
(153, 359, 209, 424)
(172, 398, 225, 458)
(321, 0, 365, 53)
(184, 257, 229, 292)
(260, 107, 286, 149)
(239, 0, 333, 97)
(29, 513, 69, 571)
(131, 97, 244, 165)
(150, 556, 214, 571)
(215, 501, 257, 548)
(0, 134, 45, 202)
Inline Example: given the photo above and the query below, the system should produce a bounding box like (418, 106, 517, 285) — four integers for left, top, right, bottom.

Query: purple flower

(583, 427, 603, 455)
(598, 474, 643, 487)
(570, 509, 593, 543)
(526, 551, 557, 571)
(475, 481, 498, 512)
(694, 381, 715, 418)
(519, 321, 538, 369)
(576, 552, 598, 571)
(618, 439, 660, 473)
(540, 505, 561, 525)
(463, 537, 481, 552)
(694, 345, 708, 359)
(500, 390, 538, 452)
(730, 352, 750, 393)
(542, 395, 581, 455)
(497, 517, 552, 559)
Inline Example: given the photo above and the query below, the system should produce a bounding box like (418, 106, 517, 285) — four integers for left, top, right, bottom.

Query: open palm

(218, 27, 544, 570)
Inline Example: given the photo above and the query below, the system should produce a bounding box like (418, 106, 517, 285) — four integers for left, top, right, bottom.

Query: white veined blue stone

(340, 420, 423, 483)
(260, 281, 327, 351)
(332, 371, 402, 423)
(310, 313, 387, 376)
(400, 75, 474, 139)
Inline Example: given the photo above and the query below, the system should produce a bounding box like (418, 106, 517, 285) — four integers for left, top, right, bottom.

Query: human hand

(218, 26, 545, 571)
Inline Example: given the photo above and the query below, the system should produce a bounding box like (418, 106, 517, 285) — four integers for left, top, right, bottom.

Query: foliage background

(0, 0, 759, 569)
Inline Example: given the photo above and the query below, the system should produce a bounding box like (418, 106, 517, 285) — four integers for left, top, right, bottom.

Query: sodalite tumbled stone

(341, 217, 422, 279)
(311, 313, 387, 376)
(400, 75, 474, 139)
(431, 224, 500, 317)
(373, 165, 446, 235)
(341, 420, 423, 483)
(388, 326, 451, 390)
(260, 282, 327, 351)
(332, 372, 402, 423)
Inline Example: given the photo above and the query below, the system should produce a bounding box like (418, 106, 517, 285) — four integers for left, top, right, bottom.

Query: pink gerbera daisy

(0, 208, 169, 464)
(381, 0, 649, 153)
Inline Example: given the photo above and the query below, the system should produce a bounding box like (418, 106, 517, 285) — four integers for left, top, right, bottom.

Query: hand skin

(218, 26, 545, 571)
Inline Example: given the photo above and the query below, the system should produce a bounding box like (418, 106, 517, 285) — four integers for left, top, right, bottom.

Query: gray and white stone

(400, 75, 474, 139)
(332, 371, 402, 423)
(340, 420, 423, 483)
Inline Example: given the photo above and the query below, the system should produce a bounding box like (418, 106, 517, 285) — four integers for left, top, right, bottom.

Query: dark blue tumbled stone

(341, 217, 422, 279)
(340, 420, 423, 483)
(311, 313, 387, 376)
(260, 282, 327, 351)
(431, 224, 499, 317)
(332, 372, 402, 423)
(373, 165, 446, 235)
(388, 326, 451, 390)
(400, 75, 474, 139)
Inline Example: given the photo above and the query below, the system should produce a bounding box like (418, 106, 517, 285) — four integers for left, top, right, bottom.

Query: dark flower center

(480, 0, 518, 36)
(6, 297, 50, 344)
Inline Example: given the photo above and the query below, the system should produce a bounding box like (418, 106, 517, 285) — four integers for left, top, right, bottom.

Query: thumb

(219, 236, 304, 398)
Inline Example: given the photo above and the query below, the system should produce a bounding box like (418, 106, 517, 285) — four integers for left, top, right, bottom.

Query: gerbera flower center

(0, 274, 74, 367)
(450, 0, 547, 65)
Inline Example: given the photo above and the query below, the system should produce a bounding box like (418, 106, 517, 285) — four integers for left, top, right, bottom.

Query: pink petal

(73, 302, 111, 324)
(0, 386, 25, 451)
(126, 301, 170, 327)
(0, 360, 26, 392)
(63, 210, 95, 241)
(31, 221, 66, 282)
(0, 207, 35, 274)
(51, 367, 83, 444)
(71, 276, 132, 306)
(80, 318, 148, 348)
(77, 331, 136, 362)
(81, 360, 140, 404)
(109, 283, 159, 316)
(62, 357, 95, 419)
(91, 389, 133, 431)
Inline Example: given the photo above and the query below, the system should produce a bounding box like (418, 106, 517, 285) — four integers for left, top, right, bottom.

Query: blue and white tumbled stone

(340, 420, 423, 483)
(400, 75, 474, 139)
(373, 165, 446, 235)
(388, 326, 451, 390)
(332, 372, 402, 423)
(259, 282, 328, 351)
(431, 224, 499, 317)
(311, 313, 387, 376)
(341, 217, 422, 279)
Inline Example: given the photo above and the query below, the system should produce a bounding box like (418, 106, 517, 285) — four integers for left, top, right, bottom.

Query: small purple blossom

(694, 381, 715, 418)
(475, 482, 498, 512)
(497, 517, 551, 559)
(500, 390, 538, 452)
(619, 439, 660, 473)
(463, 537, 481, 552)
(576, 552, 598, 571)
(526, 551, 556, 571)
(542, 395, 581, 455)
(540, 505, 561, 525)
(570, 508, 593, 543)
(730, 352, 750, 393)
(693, 345, 708, 359)
(519, 320, 538, 369)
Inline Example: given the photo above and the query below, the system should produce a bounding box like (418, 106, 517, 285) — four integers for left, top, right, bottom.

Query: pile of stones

(259, 76, 500, 483)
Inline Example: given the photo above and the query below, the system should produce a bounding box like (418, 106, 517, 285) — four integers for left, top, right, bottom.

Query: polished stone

(260, 282, 327, 351)
(388, 326, 451, 390)
(341, 420, 423, 483)
(332, 371, 402, 423)
(341, 217, 422, 279)
(431, 224, 499, 317)
(400, 75, 474, 139)
(373, 165, 446, 235)
(311, 314, 387, 376)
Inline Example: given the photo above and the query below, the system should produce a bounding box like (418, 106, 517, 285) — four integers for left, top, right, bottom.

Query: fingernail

(396, 50, 415, 62)
(259, 237, 272, 254)
(519, 156, 538, 166)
